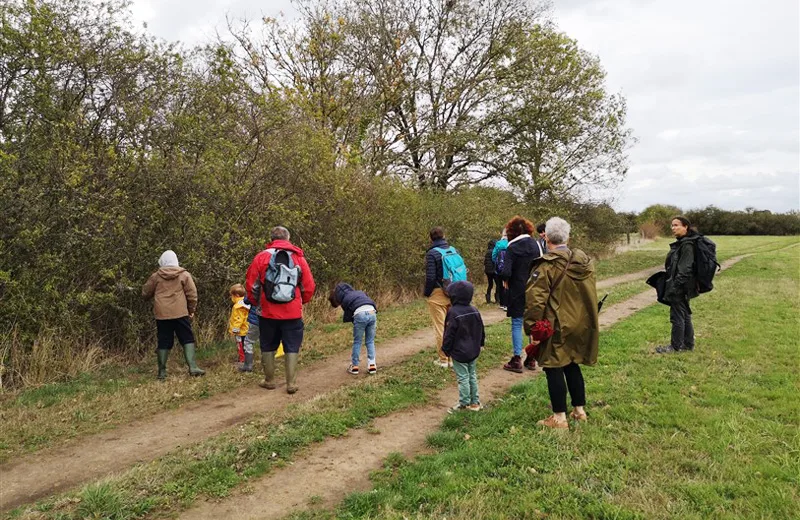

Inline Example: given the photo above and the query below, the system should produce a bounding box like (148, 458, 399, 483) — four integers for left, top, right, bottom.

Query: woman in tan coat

(524, 218, 599, 429)
(142, 250, 205, 379)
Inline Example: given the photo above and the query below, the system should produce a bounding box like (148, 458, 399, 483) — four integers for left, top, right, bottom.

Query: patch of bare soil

(181, 254, 754, 520)
(0, 309, 507, 512)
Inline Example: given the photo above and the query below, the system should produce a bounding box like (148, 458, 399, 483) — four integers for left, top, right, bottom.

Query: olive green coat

(523, 248, 599, 368)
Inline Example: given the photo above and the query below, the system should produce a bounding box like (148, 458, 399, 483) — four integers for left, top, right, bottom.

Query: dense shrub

(686, 206, 800, 236)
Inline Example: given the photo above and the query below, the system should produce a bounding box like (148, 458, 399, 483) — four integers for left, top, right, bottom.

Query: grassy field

(302, 243, 800, 519)
(4, 236, 797, 519)
(593, 235, 797, 280)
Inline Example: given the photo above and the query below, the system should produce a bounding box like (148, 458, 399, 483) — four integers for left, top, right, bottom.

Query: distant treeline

(626, 205, 800, 237)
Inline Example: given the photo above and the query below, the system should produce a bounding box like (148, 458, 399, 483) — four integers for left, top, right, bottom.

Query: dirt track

(179, 254, 751, 520)
(2, 254, 750, 513)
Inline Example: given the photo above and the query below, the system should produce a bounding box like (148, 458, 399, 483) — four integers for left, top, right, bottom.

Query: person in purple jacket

(329, 282, 378, 375)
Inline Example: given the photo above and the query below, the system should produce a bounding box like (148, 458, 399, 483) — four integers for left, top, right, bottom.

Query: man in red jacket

(246, 226, 316, 394)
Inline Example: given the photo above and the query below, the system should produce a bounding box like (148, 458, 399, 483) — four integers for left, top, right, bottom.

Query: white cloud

(121, 0, 799, 212)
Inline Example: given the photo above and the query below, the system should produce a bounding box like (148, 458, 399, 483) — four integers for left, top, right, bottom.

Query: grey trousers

(670, 297, 695, 350)
(243, 321, 259, 355)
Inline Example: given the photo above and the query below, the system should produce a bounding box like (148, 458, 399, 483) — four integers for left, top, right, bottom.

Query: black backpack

(694, 235, 720, 294)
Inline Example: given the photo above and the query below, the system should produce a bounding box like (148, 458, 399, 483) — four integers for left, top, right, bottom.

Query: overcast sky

(128, 0, 799, 213)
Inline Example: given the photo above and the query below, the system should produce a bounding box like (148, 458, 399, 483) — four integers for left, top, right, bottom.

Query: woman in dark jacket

(501, 216, 545, 373)
(656, 216, 700, 353)
(483, 240, 499, 304)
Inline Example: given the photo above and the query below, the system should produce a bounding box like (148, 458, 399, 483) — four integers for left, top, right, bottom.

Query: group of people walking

(142, 215, 700, 429)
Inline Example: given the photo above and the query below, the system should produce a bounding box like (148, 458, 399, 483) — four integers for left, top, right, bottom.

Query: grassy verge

(0, 300, 431, 462)
(8, 315, 519, 520)
(594, 235, 798, 280)
(302, 245, 799, 519)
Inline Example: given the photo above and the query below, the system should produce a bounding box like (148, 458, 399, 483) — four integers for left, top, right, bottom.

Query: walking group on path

(142, 215, 711, 429)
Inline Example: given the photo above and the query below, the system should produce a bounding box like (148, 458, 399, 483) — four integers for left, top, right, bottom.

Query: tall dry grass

(1, 326, 109, 392)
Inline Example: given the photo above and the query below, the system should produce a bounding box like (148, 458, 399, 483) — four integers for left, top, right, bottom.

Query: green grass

(302, 245, 800, 519)
(0, 299, 432, 462)
(594, 235, 798, 280)
(8, 317, 521, 519)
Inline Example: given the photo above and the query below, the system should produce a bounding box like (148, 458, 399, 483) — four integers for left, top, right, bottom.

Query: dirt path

(181, 253, 753, 520)
(0, 309, 507, 512)
(597, 265, 663, 290)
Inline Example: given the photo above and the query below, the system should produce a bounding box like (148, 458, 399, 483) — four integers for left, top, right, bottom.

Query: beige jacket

(142, 267, 198, 320)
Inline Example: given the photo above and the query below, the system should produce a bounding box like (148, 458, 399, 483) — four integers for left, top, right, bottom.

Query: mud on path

(182, 254, 753, 520)
(0, 308, 507, 512)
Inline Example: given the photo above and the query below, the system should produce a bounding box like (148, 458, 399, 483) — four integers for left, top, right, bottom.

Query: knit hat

(158, 250, 179, 267)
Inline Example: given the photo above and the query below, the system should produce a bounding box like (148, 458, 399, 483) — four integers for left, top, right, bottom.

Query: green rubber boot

(259, 351, 277, 389)
(182, 343, 205, 376)
(238, 352, 254, 372)
(157, 349, 170, 381)
(285, 352, 299, 394)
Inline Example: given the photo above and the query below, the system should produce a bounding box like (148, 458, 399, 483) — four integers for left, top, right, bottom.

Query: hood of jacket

(446, 280, 474, 305)
(159, 250, 179, 267)
(157, 266, 187, 280)
(670, 231, 701, 250)
(266, 239, 306, 257)
(487, 239, 497, 249)
(542, 248, 594, 282)
(507, 235, 541, 257)
(334, 282, 354, 305)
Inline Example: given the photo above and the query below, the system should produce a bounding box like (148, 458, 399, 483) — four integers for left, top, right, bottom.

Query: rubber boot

(238, 352, 254, 372)
(284, 352, 299, 394)
(182, 343, 205, 376)
(259, 351, 277, 389)
(157, 349, 170, 381)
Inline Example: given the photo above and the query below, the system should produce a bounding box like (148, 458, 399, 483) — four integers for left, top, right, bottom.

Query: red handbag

(526, 252, 573, 355)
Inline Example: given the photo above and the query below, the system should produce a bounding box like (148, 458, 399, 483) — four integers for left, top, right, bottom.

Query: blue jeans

(452, 359, 479, 406)
(511, 317, 524, 356)
(351, 311, 377, 366)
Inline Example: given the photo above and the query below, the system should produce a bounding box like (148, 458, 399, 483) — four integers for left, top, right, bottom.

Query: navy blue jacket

(501, 235, 544, 318)
(333, 283, 377, 323)
(242, 296, 260, 326)
(424, 238, 450, 297)
(442, 281, 485, 363)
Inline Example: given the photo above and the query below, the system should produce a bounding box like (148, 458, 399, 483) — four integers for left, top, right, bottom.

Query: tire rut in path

(0, 309, 507, 512)
(181, 253, 752, 520)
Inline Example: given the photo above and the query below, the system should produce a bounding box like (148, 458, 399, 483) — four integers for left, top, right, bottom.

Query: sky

(127, 0, 800, 213)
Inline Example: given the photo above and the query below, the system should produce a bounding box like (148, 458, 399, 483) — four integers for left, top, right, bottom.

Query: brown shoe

(503, 355, 524, 373)
(570, 410, 588, 421)
(537, 415, 568, 429)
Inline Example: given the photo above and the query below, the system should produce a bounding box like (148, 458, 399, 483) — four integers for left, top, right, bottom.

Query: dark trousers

(496, 275, 506, 306)
(543, 362, 586, 414)
(259, 317, 304, 353)
(156, 317, 195, 350)
(485, 274, 500, 303)
(670, 297, 694, 350)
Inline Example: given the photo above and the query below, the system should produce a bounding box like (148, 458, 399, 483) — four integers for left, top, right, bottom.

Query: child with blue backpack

(329, 283, 378, 375)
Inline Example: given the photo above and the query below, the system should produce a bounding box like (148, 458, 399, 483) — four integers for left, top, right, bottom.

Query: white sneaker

(434, 360, 449, 368)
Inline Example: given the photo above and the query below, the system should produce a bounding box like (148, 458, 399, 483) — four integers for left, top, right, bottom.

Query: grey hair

(545, 217, 571, 245)
(270, 226, 291, 241)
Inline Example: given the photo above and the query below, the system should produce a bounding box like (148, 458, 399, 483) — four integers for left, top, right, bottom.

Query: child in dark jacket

(442, 281, 485, 411)
(329, 283, 378, 375)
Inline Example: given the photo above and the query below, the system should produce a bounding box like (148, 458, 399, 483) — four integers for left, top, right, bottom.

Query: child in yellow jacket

(228, 284, 250, 365)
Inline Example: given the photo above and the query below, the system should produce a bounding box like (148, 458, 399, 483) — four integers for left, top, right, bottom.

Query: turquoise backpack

(434, 246, 468, 285)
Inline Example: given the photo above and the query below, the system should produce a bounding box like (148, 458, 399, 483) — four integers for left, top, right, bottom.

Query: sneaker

(655, 345, 677, 354)
(503, 355, 524, 373)
(448, 403, 468, 413)
(434, 360, 450, 368)
(570, 409, 587, 421)
(499, 305, 507, 311)
(537, 415, 568, 429)
(367, 363, 377, 375)
(467, 403, 482, 411)
(347, 364, 359, 375)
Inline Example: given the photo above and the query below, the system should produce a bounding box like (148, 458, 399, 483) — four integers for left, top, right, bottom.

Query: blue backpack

(434, 246, 468, 286)
(495, 249, 507, 274)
